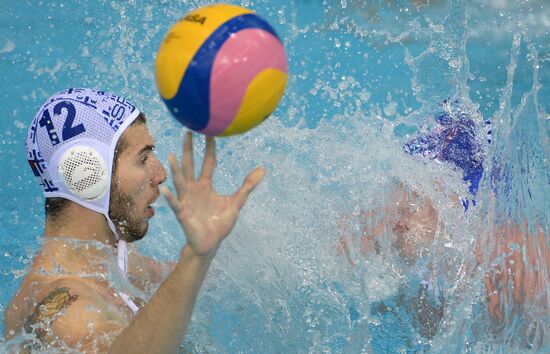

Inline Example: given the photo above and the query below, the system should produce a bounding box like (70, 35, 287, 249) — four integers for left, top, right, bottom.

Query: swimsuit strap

(117, 239, 140, 314)
(117, 239, 129, 275)
(119, 291, 140, 314)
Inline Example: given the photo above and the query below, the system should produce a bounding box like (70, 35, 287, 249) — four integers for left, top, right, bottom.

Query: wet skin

(339, 184, 549, 327)
(4, 123, 170, 347)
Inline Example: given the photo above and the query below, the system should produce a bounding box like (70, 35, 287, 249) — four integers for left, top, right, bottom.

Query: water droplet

(448, 58, 461, 68)
(0, 40, 15, 54)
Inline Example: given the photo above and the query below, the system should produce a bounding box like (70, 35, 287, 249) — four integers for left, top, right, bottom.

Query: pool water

(0, 0, 548, 352)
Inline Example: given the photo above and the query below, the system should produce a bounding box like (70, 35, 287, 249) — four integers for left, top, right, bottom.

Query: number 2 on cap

(39, 101, 86, 145)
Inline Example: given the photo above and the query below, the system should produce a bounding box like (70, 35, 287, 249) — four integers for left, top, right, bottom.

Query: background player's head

(403, 98, 492, 210)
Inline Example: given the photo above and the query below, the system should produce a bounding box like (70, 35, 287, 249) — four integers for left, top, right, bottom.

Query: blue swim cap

(403, 99, 492, 210)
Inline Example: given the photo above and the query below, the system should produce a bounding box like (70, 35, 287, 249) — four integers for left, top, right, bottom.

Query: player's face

(391, 187, 438, 262)
(109, 123, 167, 242)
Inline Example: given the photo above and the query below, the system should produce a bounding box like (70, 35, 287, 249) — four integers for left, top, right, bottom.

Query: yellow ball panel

(156, 4, 254, 100)
(220, 69, 288, 136)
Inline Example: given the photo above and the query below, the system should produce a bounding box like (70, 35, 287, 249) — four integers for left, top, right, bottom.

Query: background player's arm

(477, 223, 550, 322)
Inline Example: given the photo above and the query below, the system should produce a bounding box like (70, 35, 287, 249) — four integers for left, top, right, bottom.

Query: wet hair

(45, 113, 147, 220)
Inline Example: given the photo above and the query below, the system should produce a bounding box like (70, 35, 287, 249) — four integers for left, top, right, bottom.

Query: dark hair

(45, 113, 147, 220)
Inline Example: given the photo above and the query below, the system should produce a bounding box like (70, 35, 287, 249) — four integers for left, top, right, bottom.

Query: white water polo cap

(26, 88, 140, 214)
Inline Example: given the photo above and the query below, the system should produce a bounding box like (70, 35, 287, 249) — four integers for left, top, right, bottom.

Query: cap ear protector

(46, 135, 113, 206)
(57, 145, 108, 200)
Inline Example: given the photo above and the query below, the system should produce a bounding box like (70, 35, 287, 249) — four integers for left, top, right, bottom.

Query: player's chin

(146, 204, 155, 218)
(125, 221, 149, 243)
(138, 220, 150, 240)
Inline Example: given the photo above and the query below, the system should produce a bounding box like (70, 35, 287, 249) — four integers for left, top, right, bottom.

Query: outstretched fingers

(168, 153, 186, 195)
(163, 131, 195, 210)
(183, 131, 195, 181)
(200, 136, 216, 181)
(233, 167, 265, 208)
(161, 186, 181, 213)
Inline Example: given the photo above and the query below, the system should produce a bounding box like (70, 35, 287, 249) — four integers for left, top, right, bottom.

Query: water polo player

(336, 98, 488, 343)
(340, 98, 547, 345)
(404, 99, 548, 329)
(4, 88, 264, 352)
(340, 98, 489, 263)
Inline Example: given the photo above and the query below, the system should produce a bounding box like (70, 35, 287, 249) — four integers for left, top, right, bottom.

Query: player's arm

(337, 207, 389, 266)
(477, 222, 550, 322)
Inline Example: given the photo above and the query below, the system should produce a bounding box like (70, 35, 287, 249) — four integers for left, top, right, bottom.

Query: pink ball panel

(202, 29, 288, 136)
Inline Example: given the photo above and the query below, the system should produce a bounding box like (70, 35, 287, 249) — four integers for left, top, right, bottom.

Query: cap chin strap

(106, 217, 140, 314)
(117, 238, 129, 275)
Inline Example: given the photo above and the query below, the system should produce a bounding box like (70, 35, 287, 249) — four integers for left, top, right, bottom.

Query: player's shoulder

(5, 275, 85, 334)
(46, 276, 99, 295)
(20, 276, 126, 349)
(20, 276, 106, 328)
